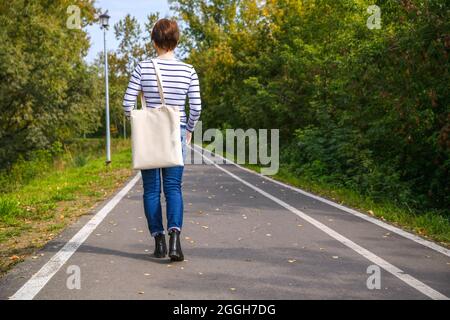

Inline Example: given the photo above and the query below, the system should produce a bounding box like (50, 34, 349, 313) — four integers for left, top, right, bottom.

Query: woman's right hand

(186, 131, 192, 144)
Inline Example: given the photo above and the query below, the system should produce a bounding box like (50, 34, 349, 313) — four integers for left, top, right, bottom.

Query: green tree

(171, 0, 450, 211)
(0, 0, 100, 168)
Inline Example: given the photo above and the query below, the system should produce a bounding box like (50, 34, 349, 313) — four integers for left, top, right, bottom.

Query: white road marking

(9, 173, 141, 300)
(194, 145, 450, 258)
(191, 145, 448, 300)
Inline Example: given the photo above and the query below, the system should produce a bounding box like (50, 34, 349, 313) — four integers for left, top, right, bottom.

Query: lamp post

(100, 12, 111, 165)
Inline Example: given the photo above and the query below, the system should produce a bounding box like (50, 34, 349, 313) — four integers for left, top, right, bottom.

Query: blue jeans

(141, 126, 187, 237)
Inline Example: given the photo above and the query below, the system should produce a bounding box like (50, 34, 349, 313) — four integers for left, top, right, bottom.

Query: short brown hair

(151, 19, 180, 51)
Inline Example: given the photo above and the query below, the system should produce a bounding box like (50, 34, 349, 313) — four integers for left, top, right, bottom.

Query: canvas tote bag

(130, 59, 184, 170)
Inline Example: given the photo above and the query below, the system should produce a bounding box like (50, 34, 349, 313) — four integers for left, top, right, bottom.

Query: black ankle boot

(168, 229, 184, 261)
(153, 233, 167, 258)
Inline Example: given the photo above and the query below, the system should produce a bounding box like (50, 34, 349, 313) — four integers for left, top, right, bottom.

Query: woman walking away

(122, 19, 202, 261)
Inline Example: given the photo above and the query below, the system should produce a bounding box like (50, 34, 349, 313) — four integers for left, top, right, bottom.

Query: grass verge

(0, 139, 133, 275)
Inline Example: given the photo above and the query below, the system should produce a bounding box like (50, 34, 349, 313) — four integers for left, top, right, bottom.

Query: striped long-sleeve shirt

(122, 58, 202, 132)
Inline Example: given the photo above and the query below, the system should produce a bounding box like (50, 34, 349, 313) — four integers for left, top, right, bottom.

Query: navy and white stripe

(123, 58, 202, 132)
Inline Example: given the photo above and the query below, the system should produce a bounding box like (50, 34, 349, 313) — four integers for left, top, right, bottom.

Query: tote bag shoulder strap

(151, 58, 166, 106)
(138, 91, 146, 109)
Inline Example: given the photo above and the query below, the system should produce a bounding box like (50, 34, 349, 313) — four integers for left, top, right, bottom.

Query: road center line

(9, 172, 141, 300)
(190, 145, 448, 300)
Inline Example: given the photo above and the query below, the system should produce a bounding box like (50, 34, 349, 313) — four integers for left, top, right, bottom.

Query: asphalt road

(1, 145, 449, 300)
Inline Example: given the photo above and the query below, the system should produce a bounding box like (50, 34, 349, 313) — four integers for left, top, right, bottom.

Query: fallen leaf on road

(10, 255, 20, 261)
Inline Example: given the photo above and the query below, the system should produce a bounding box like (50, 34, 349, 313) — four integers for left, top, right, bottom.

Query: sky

(85, 0, 173, 63)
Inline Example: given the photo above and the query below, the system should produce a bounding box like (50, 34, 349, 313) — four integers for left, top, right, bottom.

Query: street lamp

(100, 11, 111, 165)
(99, 12, 110, 28)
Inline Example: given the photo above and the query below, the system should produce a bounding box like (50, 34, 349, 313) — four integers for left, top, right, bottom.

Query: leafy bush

(74, 154, 88, 168)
